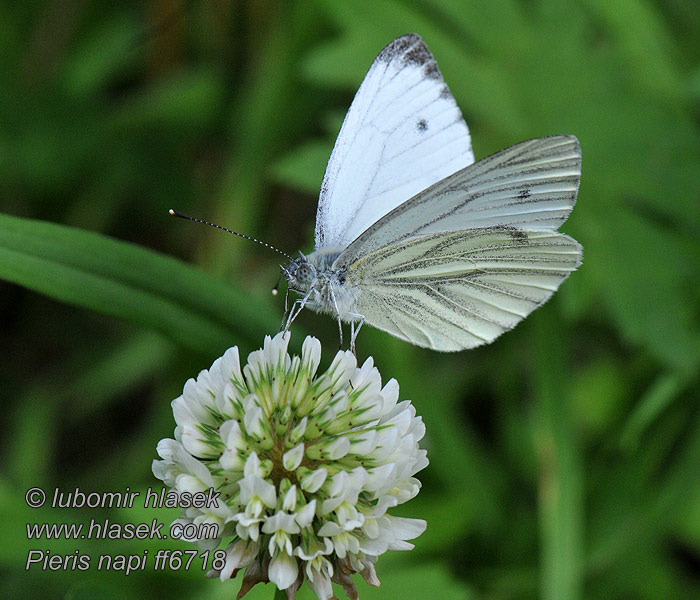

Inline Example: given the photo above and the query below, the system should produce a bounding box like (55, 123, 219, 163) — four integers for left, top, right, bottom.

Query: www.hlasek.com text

(26, 516, 219, 541)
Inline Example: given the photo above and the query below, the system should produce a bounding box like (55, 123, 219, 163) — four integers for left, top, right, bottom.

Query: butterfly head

(283, 255, 318, 294)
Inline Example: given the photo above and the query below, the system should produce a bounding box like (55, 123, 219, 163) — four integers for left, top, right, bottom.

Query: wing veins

(423, 283, 528, 320)
(462, 278, 543, 302)
(389, 291, 473, 344)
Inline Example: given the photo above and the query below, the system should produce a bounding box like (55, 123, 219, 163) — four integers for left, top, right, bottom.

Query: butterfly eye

(295, 263, 315, 285)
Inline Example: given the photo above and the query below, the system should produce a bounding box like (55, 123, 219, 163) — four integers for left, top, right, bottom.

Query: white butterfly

(282, 34, 582, 352)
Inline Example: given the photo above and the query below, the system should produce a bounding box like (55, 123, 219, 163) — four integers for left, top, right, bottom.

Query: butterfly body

(282, 34, 582, 352)
(283, 250, 359, 321)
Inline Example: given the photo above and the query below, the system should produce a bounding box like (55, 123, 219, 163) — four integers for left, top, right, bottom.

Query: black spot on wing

(518, 188, 531, 200)
(505, 227, 529, 244)
(416, 119, 428, 133)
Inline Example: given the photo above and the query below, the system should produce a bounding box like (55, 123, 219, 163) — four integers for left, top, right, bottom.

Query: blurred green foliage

(1, 1, 699, 599)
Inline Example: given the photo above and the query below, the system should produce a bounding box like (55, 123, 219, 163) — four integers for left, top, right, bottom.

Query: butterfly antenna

(271, 273, 283, 296)
(169, 209, 293, 260)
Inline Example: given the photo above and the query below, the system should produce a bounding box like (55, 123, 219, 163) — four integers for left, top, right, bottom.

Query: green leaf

(61, 12, 142, 98)
(110, 67, 225, 132)
(619, 372, 685, 450)
(269, 140, 330, 195)
(357, 562, 474, 600)
(586, 206, 700, 374)
(0, 212, 279, 354)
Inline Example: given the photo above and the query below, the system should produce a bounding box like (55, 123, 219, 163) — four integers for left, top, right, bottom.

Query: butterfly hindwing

(346, 228, 582, 351)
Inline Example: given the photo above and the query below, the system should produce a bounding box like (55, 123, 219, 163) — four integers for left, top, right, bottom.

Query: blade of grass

(619, 372, 685, 451)
(0, 212, 280, 354)
(532, 312, 584, 600)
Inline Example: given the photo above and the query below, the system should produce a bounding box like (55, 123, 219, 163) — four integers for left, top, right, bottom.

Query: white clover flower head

(153, 332, 428, 600)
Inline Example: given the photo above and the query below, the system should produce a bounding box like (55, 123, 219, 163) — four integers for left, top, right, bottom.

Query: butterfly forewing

(315, 34, 474, 250)
(339, 135, 581, 259)
(345, 228, 582, 351)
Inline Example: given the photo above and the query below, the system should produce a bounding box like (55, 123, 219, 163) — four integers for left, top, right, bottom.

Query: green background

(1, 1, 699, 599)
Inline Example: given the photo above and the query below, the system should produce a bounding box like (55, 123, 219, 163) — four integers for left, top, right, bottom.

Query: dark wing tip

(377, 34, 421, 61)
(376, 34, 442, 80)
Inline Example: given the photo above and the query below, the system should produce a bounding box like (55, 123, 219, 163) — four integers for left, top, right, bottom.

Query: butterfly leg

(328, 286, 343, 350)
(284, 290, 313, 333)
(348, 313, 365, 355)
(279, 288, 291, 332)
(284, 299, 305, 332)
